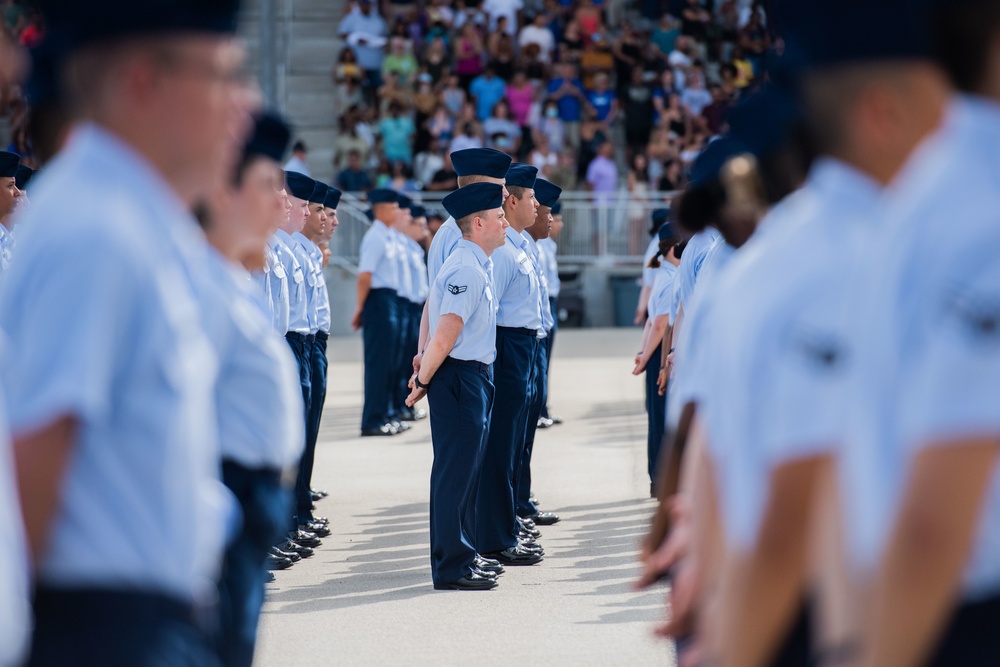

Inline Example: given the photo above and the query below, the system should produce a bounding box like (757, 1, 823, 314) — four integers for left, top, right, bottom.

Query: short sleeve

(490, 247, 518, 301)
(756, 312, 848, 463)
(901, 256, 1000, 443)
(438, 267, 485, 323)
(358, 228, 386, 274)
(1, 235, 135, 432)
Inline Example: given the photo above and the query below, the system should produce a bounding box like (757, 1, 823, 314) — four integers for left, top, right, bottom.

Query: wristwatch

(415, 376, 431, 390)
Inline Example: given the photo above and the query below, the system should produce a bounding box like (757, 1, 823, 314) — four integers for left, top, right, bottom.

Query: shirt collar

(505, 225, 527, 248)
(457, 238, 490, 266)
(808, 157, 882, 215)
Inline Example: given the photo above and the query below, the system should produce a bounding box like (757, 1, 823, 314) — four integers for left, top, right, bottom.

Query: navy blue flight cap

(368, 188, 399, 205)
(658, 220, 677, 242)
(505, 163, 538, 189)
(443, 183, 504, 221)
(308, 181, 328, 205)
(779, 0, 936, 70)
(688, 137, 751, 188)
(534, 179, 562, 208)
(0, 152, 19, 178)
(551, 202, 562, 215)
(15, 165, 34, 190)
(726, 86, 800, 160)
(409, 205, 427, 219)
(323, 186, 343, 209)
(36, 0, 241, 52)
(285, 171, 316, 201)
(451, 148, 512, 179)
(397, 194, 413, 210)
(243, 112, 292, 164)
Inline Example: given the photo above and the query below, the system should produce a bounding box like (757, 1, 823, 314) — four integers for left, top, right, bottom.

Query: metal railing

(330, 190, 680, 267)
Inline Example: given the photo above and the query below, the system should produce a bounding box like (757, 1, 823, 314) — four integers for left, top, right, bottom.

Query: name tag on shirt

(273, 264, 287, 280)
(292, 267, 304, 284)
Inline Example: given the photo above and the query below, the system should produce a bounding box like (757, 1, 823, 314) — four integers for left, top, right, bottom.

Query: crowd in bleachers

(330, 0, 774, 195)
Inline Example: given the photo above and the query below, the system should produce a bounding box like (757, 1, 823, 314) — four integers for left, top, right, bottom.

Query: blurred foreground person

(0, 0, 254, 664)
(197, 113, 305, 667)
(840, 1, 1000, 665)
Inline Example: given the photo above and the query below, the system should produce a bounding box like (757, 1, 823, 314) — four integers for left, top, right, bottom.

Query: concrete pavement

(255, 328, 674, 666)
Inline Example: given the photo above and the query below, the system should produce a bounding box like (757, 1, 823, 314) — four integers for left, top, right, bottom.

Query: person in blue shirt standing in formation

(537, 200, 564, 426)
(0, 0, 255, 663)
(517, 178, 563, 527)
(390, 194, 418, 423)
(354, 188, 407, 437)
(405, 183, 509, 591)
(632, 214, 679, 497)
(416, 148, 511, 377)
(476, 163, 547, 566)
(287, 177, 333, 538)
(0, 151, 22, 275)
(252, 187, 293, 337)
(275, 172, 328, 553)
(397, 202, 430, 422)
(195, 111, 307, 667)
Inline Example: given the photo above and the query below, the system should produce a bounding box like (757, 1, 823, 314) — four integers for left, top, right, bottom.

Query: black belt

(443, 357, 491, 373)
(34, 586, 200, 626)
(285, 331, 314, 343)
(316, 331, 329, 342)
(497, 326, 539, 337)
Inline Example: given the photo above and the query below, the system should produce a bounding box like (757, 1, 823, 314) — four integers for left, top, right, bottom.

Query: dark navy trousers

(361, 288, 400, 431)
(645, 345, 666, 486)
(395, 300, 423, 415)
(427, 358, 494, 585)
(296, 331, 328, 520)
(285, 332, 313, 527)
(515, 338, 546, 518)
(540, 297, 557, 419)
(29, 587, 219, 667)
(476, 327, 539, 554)
(926, 595, 1000, 667)
(217, 461, 292, 667)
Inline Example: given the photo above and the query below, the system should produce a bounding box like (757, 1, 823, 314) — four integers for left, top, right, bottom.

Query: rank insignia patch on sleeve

(448, 284, 468, 295)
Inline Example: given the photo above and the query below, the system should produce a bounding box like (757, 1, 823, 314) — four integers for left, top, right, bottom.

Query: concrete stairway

(240, 0, 346, 183)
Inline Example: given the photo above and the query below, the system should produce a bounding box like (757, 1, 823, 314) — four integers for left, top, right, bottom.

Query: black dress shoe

(433, 573, 498, 591)
(271, 545, 301, 563)
(519, 517, 537, 530)
(536, 417, 554, 429)
(528, 493, 539, 506)
(279, 540, 315, 558)
(518, 541, 544, 556)
(516, 519, 541, 539)
(471, 566, 498, 580)
(311, 489, 329, 501)
(266, 571, 276, 583)
(300, 521, 331, 537)
(549, 416, 563, 425)
(391, 420, 411, 432)
(289, 529, 321, 547)
(267, 553, 293, 570)
(361, 424, 396, 437)
(484, 546, 543, 565)
(528, 511, 560, 526)
(474, 557, 505, 575)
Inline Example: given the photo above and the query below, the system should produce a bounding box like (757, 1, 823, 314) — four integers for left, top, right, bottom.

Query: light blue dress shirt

(671, 227, 721, 322)
(493, 226, 546, 337)
(358, 219, 401, 291)
(538, 237, 560, 298)
(642, 236, 659, 290)
(305, 242, 331, 333)
(390, 228, 413, 302)
(402, 235, 430, 304)
(291, 232, 323, 334)
(274, 230, 310, 335)
(251, 239, 291, 336)
(430, 240, 498, 365)
(426, 217, 462, 287)
(522, 232, 554, 331)
(0, 225, 13, 276)
(0, 123, 226, 603)
(647, 263, 677, 320)
(698, 160, 878, 550)
(0, 385, 29, 667)
(842, 97, 1000, 598)
(201, 249, 305, 470)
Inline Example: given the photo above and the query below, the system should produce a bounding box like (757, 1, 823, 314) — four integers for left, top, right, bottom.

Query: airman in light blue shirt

(0, 123, 226, 604)
(274, 229, 310, 335)
(494, 225, 546, 337)
(358, 218, 401, 291)
(430, 240, 498, 364)
(253, 237, 291, 335)
(0, 386, 29, 667)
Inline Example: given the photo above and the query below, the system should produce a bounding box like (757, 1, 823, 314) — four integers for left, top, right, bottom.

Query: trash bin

(610, 275, 642, 327)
